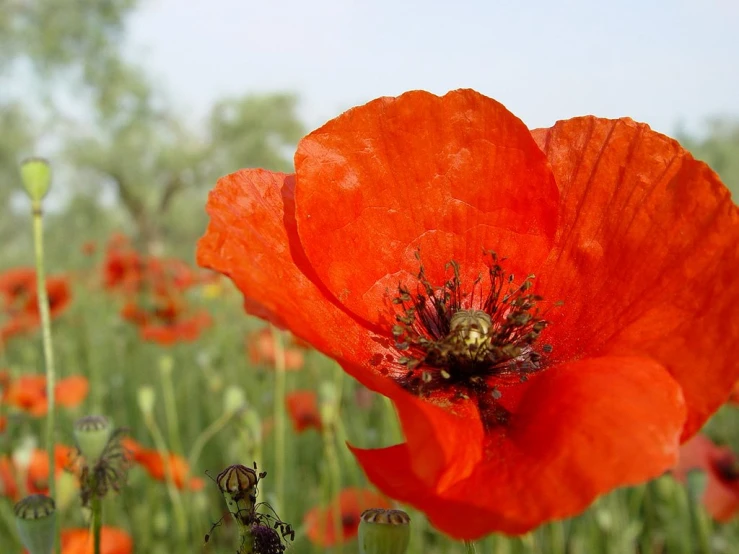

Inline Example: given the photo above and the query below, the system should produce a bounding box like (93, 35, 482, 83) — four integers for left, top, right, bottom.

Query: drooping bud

(20, 158, 52, 203)
(74, 415, 112, 463)
(358, 508, 411, 554)
(14, 494, 56, 554)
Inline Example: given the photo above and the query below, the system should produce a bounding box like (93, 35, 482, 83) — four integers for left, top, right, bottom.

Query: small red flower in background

(1, 445, 77, 500)
(59, 526, 133, 554)
(197, 90, 739, 537)
(2, 374, 88, 417)
(673, 435, 739, 522)
(0, 268, 71, 343)
(246, 327, 305, 370)
(304, 488, 391, 547)
(286, 390, 322, 433)
(81, 241, 97, 256)
(120, 294, 211, 345)
(103, 233, 211, 294)
(122, 438, 204, 491)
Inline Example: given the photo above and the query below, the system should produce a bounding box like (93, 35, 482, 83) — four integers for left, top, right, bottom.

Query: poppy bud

(74, 415, 112, 463)
(358, 508, 411, 554)
(14, 494, 56, 554)
(137, 386, 156, 416)
(216, 464, 259, 525)
(20, 158, 51, 203)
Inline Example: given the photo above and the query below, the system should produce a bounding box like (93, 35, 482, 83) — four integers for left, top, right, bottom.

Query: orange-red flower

(673, 435, 739, 521)
(122, 437, 204, 490)
(197, 90, 739, 537)
(304, 488, 391, 547)
(59, 526, 133, 554)
(2, 374, 89, 417)
(1, 445, 77, 499)
(247, 327, 305, 371)
(120, 294, 211, 345)
(0, 268, 71, 342)
(286, 390, 322, 433)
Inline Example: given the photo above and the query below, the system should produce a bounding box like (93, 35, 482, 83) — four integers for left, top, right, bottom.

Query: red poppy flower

(196, 89, 739, 537)
(25, 445, 78, 494)
(122, 438, 204, 490)
(673, 434, 739, 522)
(246, 327, 306, 371)
(2, 374, 89, 417)
(286, 390, 322, 433)
(304, 488, 391, 547)
(59, 526, 133, 554)
(0, 269, 71, 342)
(120, 295, 211, 345)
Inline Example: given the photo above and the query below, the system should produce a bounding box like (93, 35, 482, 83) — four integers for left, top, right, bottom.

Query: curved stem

(271, 325, 286, 514)
(32, 203, 57, 502)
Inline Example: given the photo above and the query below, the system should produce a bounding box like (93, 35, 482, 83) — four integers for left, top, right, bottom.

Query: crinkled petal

(354, 356, 685, 538)
(533, 117, 739, 438)
(295, 89, 559, 324)
(196, 169, 403, 393)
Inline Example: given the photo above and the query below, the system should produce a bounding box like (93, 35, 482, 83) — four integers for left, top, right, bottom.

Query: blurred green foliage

(1, 0, 304, 265)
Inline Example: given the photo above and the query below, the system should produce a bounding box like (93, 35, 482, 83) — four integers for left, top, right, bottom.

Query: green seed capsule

(15, 494, 56, 554)
(358, 508, 411, 554)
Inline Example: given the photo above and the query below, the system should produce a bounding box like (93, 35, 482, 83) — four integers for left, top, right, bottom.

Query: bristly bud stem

(15, 494, 57, 554)
(358, 508, 411, 554)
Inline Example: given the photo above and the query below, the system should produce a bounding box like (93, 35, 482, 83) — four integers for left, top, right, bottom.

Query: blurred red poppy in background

(246, 327, 305, 371)
(0, 268, 71, 343)
(2, 374, 89, 417)
(121, 295, 211, 345)
(197, 89, 739, 537)
(286, 390, 322, 433)
(673, 434, 739, 522)
(0, 445, 77, 500)
(59, 526, 133, 554)
(304, 488, 391, 547)
(122, 437, 204, 490)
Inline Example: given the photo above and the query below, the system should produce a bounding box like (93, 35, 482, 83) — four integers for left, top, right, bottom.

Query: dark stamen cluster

(392, 251, 550, 426)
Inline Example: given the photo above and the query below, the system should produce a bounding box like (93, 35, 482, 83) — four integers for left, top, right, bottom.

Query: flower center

(391, 252, 551, 429)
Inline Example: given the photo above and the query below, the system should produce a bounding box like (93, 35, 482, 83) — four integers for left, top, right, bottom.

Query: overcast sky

(127, 0, 738, 136)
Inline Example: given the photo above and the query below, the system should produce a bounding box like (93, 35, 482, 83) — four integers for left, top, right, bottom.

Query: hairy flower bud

(20, 158, 51, 203)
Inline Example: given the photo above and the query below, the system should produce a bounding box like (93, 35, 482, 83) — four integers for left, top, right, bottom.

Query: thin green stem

(270, 325, 286, 514)
(32, 202, 58, 517)
(91, 495, 102, 554)
(686, 475, 712, 554)
(160, 357, 184, 460)
(142, 412, 188, 544)
(464, 540, 478, 553)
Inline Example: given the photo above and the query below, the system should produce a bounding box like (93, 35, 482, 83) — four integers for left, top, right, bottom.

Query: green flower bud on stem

(15, 494, 56, 554)
(358, 508, 411, 554)
(20, 158, 51, 203)
(74, 415, 112, 464)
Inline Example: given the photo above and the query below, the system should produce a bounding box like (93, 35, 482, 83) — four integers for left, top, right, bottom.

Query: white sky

(127, 0, 738, 136)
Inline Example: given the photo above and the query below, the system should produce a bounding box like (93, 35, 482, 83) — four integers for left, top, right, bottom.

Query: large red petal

(295, 89, 559, 324)
(533, 117, 739, 438)
(354, 356, 685, 538)
(196, 169, 401, 394)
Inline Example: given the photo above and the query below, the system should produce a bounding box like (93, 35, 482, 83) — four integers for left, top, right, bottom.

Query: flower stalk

(20, 159, 58, 543)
